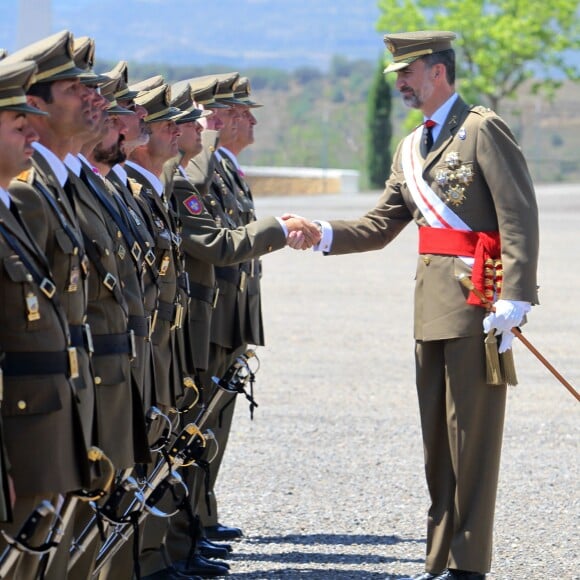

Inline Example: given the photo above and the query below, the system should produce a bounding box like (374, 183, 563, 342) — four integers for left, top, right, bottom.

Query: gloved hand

(483, 300, 531, 354)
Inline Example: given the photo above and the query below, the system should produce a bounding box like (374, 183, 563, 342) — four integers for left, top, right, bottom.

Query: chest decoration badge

(183, 194, 203, 215)
(434, 152, 473, 206)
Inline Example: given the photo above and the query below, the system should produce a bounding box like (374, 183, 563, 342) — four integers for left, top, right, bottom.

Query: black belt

(92, 332, 135, 358)
(188, 281, 217, 305)
(3, 351, 71, 377)
(215, 266, 240, 286)
(69, 324, 94, 352)
(156, 300, 175, 322)
(128, 315, 150, 338)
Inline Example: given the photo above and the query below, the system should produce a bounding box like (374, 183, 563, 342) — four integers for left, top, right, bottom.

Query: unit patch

(183, 194, 203, 215)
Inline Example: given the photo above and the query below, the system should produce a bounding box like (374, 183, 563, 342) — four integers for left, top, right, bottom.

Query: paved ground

(211, 184, 579, 579)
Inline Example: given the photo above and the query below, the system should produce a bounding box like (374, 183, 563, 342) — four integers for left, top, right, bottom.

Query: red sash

(418, 227, 501, 306)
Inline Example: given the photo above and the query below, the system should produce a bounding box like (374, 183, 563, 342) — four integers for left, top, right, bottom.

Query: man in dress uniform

(153, 80, 319, 576)
(0, 58, 92, 580)
(182, 72, 254, 543)
(297, 31, 539, 580)
(125, 82, 189, 412)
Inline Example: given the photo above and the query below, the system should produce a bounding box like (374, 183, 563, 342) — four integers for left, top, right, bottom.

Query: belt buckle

(172, 303, 184, 330)
(83, 323, 94, 353)
(103, 272, 117, 291)
(128, 330, 136, 361)
(149, 310, 158, 340)
(40, 278, 56, 298)
(238, 271, 247, 293)
(68, 347, 79, 379)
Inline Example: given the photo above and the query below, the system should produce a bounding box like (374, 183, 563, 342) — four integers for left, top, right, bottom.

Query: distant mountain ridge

(1, 0, 386, 70)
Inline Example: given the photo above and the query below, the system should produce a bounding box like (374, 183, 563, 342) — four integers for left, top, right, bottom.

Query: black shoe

(200, 537, 233, 553)
(434, 570, 486, 580)
(142, 567, 202, 580)
(400, 573, 440, 580)
(174, 555, 230, 577)
(197, 537, 231, 560)
(204, 523, 243, 541)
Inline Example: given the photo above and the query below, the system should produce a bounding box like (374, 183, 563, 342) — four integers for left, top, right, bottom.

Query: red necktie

(423, 119, 437, 156)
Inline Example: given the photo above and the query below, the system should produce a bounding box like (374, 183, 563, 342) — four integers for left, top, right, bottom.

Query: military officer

(6, 31, 97, 468)
(0, 58, 92, 580)
(295, 31, 539, 580)
(182, 73, 250, 542)
(161, 77, 319, 573)
(3, 33, 113, 579)
(125, 83, 188, 411)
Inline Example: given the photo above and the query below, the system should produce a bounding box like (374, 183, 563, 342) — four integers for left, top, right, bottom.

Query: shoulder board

(469, 105, 497, 118)
(15, 168, 35, 184)
(128, 178, 143, 197)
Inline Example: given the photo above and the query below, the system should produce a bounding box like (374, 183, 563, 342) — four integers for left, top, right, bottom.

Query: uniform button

(17, 400, 27, 410)
(228, 209, 233, 215)
(94, 376, 102, 385)
(423, 256, 431, 265)
(117, 231, 122, 239)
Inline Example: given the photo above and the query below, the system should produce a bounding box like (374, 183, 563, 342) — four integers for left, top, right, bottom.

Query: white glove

(483, 300, 531, 353)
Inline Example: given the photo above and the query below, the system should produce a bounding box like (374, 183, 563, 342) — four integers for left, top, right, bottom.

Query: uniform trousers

(415, 335, 507, 574)
(161, 343, 245, 565)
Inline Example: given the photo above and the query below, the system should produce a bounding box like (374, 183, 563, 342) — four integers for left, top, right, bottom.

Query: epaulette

(470, 105, 497, 118)
(15, 168, 35, 185)
(128, 178, 143, 197)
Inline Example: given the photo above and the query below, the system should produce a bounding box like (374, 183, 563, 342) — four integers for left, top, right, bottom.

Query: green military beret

(383, 30, 456, 73)
(0, 60, 48, 116)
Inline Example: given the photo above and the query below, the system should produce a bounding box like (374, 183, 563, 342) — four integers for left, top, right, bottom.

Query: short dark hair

(27, 81, 54, 103)
(422, 49, 455, 85)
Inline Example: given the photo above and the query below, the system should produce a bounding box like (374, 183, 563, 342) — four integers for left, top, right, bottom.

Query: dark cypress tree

(366, 55, 393, 189)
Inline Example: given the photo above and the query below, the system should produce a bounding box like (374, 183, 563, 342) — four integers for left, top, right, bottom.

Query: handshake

(280, 213, 321, 250)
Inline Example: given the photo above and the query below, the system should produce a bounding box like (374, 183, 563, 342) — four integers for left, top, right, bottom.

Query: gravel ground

(208, 184, 579, 579)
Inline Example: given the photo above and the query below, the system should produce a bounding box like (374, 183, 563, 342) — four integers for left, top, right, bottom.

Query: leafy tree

(366, 56, 393, 188)
(376, 0, 580, 111)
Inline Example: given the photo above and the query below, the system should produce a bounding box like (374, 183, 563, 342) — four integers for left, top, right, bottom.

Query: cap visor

(48, 65, 93, 81)
(384, 60, 414, 74)
(80, 72, 110, 85)
(5, 103, 48, 116)
(204, 101, 230, 109)
(115, 89, 141, 101)
(216, 97, 247, 105)
(107, 104, 135, 115)
(146, 107, 185, 123)
(176, 109, 212, 124)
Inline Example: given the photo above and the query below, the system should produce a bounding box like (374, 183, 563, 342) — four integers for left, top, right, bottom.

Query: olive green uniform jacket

(171, 167, 285, 372)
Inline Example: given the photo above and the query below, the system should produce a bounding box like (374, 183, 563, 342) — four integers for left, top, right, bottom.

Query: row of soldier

(0, 30, 321, 580)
